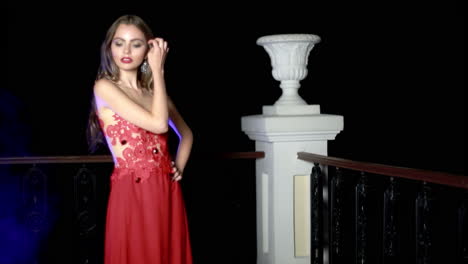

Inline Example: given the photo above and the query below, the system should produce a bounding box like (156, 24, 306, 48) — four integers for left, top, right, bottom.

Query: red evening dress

(99, 110, 193, 264)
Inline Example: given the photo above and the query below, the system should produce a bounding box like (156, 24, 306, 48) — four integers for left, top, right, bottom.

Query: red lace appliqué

(99, 113, 169, 182)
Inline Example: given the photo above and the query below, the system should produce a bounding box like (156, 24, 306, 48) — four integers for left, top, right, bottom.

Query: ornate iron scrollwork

(311, 163, 323, 264)
(355, 172, 369, 264)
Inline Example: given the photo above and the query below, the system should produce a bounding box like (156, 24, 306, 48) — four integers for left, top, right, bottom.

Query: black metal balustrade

(0, 152, 263, 264)
(2, 151, 465, 264)
(1, 155, 113, 264)
(298, 152, 468, 264)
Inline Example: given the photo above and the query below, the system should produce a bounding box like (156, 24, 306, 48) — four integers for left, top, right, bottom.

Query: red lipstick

(121, 57, 133, 63)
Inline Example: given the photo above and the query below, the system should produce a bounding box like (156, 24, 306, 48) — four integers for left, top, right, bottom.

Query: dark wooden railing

(0, 152, 263, 264)
(0, 152, 265, 165)
(298, 152, 468, 264)
(3, 151, 465, 264)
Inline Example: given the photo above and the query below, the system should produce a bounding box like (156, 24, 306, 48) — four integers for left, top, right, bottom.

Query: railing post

(73, 166, 98, 264)
(383, 177, 401, 264)
(458, 191, 468, 263)
(311, 163, 323, 264)
(330, 167, 346, 264)
(355, 172, 370, 264)
(242, 33, 343, 264)
(22, 165, 48, 264)
(415, 182, 433, 264)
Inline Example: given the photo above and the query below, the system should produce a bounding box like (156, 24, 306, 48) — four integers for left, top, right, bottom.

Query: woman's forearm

(175, 131, 193, 172)
(151, 71, 169, 131)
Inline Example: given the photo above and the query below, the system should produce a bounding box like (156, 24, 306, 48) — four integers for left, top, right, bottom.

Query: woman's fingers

(147, 38, 169, 71)
(147, 39, 156, 49)
(148, 38, 168, 50)
(172, 171, 182, 181)
(170, 161, 182, 181)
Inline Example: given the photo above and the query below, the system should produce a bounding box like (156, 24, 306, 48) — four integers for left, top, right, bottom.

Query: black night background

(4, 2, 465, 264)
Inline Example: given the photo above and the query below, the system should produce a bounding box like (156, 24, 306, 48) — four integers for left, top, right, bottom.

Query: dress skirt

(104, 165, 192, 264)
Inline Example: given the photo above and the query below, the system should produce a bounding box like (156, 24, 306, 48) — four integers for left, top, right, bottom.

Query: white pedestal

(241, 113, 343, 264)
(262, 104, 320, 115)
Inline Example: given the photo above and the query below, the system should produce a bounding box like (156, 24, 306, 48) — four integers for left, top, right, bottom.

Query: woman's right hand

(147, 38, 169, 74)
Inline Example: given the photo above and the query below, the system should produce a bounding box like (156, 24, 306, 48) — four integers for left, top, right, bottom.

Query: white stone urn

(257, 34, 321, 115)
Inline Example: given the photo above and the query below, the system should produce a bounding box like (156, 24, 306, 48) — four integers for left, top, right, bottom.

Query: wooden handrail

(0, 152, 265, 165)
(0, 155, 113, 164)
(297, 152, 467, 189)
(193, 151, 265, 160)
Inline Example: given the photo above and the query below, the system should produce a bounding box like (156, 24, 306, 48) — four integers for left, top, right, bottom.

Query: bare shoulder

(93, 78, 121, 103)
(94, 78, 119, 94)
(93, 78, 120, 110)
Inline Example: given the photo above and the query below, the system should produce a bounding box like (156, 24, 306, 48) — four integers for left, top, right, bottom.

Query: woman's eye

(114, 42, 123, 47)
(133, 44, 142, 48)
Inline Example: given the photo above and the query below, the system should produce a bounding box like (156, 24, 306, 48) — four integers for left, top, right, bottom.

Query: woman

(86, 14, 193, 264)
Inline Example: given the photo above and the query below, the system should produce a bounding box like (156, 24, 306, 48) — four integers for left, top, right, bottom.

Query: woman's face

(111, 24, 148, 71)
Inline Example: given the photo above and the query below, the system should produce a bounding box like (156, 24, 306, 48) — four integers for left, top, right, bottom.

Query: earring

(141, 60, 149, 73)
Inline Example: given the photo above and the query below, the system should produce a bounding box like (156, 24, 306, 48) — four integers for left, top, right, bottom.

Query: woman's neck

(118, 70, 139, 91)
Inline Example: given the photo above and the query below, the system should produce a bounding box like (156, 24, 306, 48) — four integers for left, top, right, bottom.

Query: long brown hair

(86, 14, 155, 153)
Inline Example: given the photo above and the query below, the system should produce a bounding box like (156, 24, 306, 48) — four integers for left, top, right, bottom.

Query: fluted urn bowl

(257, 34, 321, 106)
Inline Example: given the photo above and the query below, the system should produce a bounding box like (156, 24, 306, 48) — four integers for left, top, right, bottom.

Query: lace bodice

(97, 107, 171, 171)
